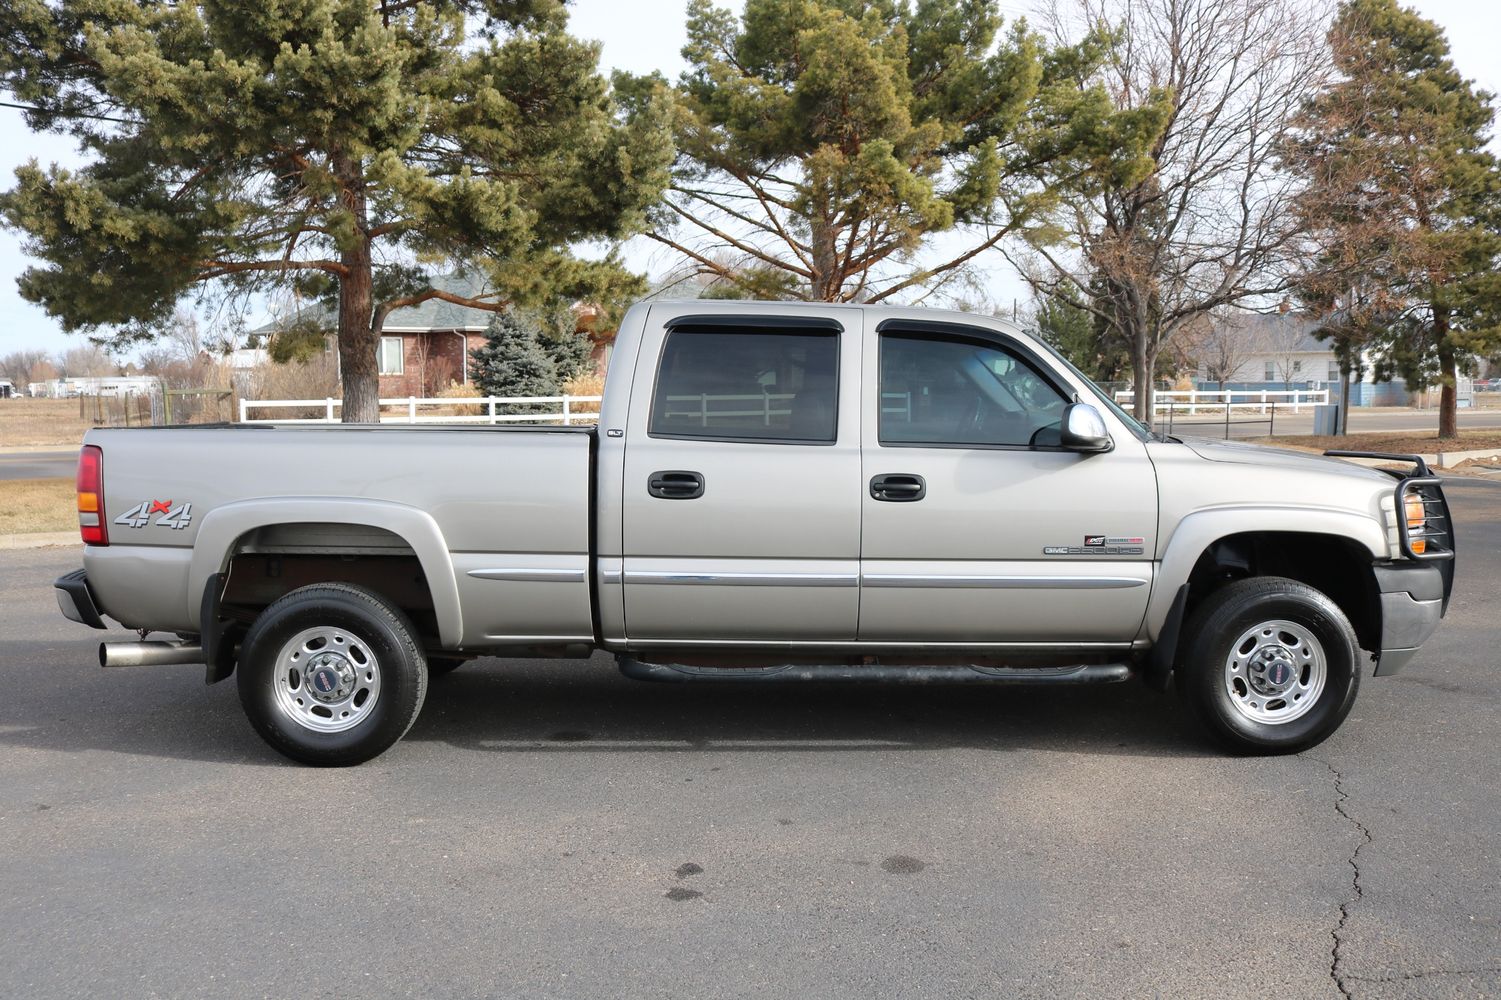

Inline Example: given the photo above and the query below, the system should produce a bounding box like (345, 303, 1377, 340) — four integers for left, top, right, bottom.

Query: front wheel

(237, 584, 428, 766)
(1177, 577, 1361, 755)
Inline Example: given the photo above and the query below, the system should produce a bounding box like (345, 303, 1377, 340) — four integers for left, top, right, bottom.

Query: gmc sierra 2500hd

(54, 302, 1454, 765)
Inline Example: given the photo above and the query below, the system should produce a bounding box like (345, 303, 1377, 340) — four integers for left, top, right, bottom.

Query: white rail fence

(1113, 388, 1329, 415)
(240, 395, 603, 425)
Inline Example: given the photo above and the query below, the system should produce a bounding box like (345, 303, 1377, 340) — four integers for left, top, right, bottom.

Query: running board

(616, 657, 1133, 685)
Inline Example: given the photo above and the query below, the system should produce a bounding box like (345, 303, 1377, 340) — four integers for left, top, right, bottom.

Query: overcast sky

(0, 0, 1496, 359)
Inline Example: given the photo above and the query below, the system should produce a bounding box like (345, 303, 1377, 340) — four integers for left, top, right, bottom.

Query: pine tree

(0, 1, 672, 421)
(634, 0, 1164, 302)
(534, 304, 596, 383)
(1285, 0, 1501, 438)
(470, 311, 559, 411)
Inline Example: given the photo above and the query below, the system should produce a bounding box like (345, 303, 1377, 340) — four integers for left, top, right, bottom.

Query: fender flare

(186, 497, 463, 647)
(1147, 505, 1387, 642)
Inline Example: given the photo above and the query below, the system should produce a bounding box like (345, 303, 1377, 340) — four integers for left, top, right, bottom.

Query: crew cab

(54, 302, 1455, 764)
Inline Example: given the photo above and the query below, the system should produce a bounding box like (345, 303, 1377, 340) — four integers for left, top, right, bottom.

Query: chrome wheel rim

(271, 626, 381, 734)
(1223, 619, 1326, 725)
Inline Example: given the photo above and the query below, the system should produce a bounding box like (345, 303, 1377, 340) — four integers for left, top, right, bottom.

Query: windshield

(1028, 335, 1154, 442)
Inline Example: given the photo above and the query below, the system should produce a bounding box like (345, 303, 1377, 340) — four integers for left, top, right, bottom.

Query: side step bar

(617, 657, 1133, 685)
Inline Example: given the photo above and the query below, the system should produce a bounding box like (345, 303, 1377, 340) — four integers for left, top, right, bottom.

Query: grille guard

(1324, 449, 1456, 610)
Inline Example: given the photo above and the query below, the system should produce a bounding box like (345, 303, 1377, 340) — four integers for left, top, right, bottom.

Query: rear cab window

(649, 324, 839, 444)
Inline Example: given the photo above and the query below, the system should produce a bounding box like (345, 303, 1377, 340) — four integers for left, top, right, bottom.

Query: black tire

(1176, 576, 1361, 755)
(237, 583, 428, 766)
(427, 656, 466, 677)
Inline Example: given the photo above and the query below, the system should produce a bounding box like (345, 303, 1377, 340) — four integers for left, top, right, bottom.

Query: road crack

(1309, 755, 1372, 1000)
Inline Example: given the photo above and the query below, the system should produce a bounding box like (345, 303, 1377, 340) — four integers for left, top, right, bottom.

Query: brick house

(251, 274, 610, 397)
(372, 294, 495, 398)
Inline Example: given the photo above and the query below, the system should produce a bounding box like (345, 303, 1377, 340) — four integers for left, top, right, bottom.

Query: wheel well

(1181, 532, 1380, 654)
(219, 522, 440, 644)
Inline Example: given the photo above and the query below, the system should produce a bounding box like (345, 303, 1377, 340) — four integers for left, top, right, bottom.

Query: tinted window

(650, 328, 839, 442)
(880, 334, 1068, 447)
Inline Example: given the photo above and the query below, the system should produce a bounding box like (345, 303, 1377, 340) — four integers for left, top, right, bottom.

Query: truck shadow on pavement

(409, 657, 1211, 761)
(0, 648, 1211, 765)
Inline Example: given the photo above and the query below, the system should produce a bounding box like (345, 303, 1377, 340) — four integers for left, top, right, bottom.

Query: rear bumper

(55, 570, 108, 630)
(1373, 563, 1446, 676)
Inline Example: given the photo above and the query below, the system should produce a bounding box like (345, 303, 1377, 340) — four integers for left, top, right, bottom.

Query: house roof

(249, 272, 503, 337)
(380, 272, 503, 331)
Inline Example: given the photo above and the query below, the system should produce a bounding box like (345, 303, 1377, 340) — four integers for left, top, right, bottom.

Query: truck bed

(82, 423, 596, 647)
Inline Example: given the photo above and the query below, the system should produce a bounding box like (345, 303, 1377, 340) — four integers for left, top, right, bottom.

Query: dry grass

(1258, 430, 1501, 455)
(0, 398, 95, 448)
(563, 371, 605, 416)
(0, 477, 76, 534)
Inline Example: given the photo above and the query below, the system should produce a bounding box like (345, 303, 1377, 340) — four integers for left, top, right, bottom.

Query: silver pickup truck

(54, 301, 1455, 765)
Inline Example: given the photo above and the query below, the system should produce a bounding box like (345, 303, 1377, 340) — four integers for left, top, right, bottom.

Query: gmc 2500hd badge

(1043, 535, 1145, 555)
(113, 499, 193, 530)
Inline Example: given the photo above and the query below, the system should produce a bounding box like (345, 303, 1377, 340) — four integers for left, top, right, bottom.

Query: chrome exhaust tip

(99, 640, 205, 668)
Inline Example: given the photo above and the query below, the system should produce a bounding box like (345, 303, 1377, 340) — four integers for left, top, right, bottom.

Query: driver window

(879, 333, 1068, 447)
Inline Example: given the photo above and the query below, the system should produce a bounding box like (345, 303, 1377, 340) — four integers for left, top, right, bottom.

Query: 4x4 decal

(113, 500, 193, 530)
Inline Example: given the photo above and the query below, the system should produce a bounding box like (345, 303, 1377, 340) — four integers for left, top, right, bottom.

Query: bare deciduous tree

(0, 349, 51, 392)
(164, 308, 204, 364)
(1009, 0, 1327, 422)
(1181, 310, 1256, 391)
(1264, 309, 1309, 388)
(56, 343, 116, 378)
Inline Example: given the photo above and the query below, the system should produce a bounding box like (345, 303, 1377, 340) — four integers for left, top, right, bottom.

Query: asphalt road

(0, 449, 76, 480)
(2, 481, 1499, 999)
(1161, 404, 1501, 440)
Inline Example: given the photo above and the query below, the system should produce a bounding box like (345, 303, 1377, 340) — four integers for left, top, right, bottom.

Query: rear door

(620, 306, 861, 641)
(858, 317, 1157, 645)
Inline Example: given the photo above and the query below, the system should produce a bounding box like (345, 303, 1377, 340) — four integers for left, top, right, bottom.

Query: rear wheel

(1177, 577, 1361, 754)
(237, 584, 427, 766)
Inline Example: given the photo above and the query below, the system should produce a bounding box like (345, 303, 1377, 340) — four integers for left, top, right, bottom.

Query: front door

(858, 318, 1157, 645)
(620, 306, 862, 642)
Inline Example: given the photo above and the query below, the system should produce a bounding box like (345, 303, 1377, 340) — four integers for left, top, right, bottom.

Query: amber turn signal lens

(1404, 493, 1425, 529)
(1403, 492, 1426, 554)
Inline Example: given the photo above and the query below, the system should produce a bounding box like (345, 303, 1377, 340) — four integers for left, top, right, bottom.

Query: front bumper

(55, 569, 108, 630)
(1373, 563, 1446, 675)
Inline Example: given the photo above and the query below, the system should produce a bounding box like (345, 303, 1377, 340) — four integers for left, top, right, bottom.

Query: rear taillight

(77, 445, 107, 546)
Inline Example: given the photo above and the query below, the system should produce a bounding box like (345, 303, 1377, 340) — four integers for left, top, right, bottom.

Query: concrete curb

(0, 531, 78, 550)
(1334, 446, 1501, 469)
(1429, 446, 1501, 466)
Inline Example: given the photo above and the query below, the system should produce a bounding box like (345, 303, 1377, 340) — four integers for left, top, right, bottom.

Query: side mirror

(1060, 402, 1113, 453)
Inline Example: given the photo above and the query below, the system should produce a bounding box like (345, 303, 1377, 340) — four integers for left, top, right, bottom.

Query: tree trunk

(1434, 305, 1457, 440)
(1131, 335, 1155, 424)
(808, 203, 840, 302)
(1436, 350, 1458, 439)
(333, 152, 378, 423)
